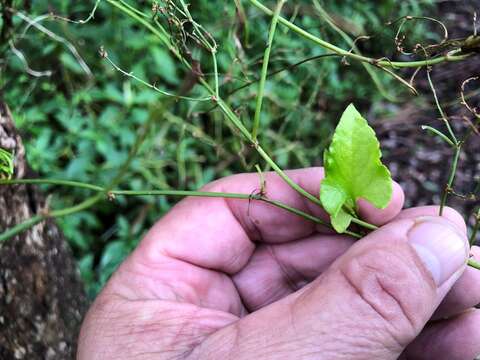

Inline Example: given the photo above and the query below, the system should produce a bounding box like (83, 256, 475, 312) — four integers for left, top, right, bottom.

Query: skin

(78, 168, 480, 359)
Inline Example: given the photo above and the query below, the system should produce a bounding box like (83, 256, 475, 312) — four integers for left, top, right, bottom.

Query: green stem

(50, 194, 103, 217)
(107, 0, 378, 233)
(0, 215, 43, 243)
(0, 179, 333, 226)
(439, 143, 462, 216)
(0, 195, 102, 243)
(247, 0, 472, 68)
(421, 125, 455, 147)
(228, 53, 339, 97)
(312, 0, 398, 101)
(252, 0, 286, 140)
(426, 69, 458, 145)
(0, 178, 103, 191)
(108, 0, 323, 215)
(468, 258, 480, 270)
(424, 66, 462, 217)
(106, 0, 180, 58)
(103, 55, 210, 101)
(1, 178, 362, 238)
(350, 217, 379, 231)
(212, 51, 220, 98)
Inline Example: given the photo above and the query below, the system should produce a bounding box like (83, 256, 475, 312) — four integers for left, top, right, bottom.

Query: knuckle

(338, 243, 435, 347)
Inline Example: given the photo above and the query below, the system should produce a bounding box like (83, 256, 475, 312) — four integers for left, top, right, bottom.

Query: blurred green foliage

(1, 0, 434, 297)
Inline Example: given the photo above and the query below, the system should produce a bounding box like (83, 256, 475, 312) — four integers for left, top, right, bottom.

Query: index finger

(138, 167, 405, 274)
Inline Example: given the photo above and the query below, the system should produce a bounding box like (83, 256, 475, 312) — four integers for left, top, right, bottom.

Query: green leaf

(0, 148, 14, 180)
(320, 104, 392, 233)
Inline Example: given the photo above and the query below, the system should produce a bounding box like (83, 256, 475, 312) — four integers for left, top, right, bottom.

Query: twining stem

(52, 0, 101, 24)
(0, 195, 102, 243)
(177, 0, 220, 98)
(252, 0, 286, 141)
(0, 178, 363, 240)
(312, 0, 399, 101)
(468, 258, 480, 270)
(228, 53, 339, 97)
(421, 125, 455, 147)
(427, 69, 458, 145)
(425, 68, 462, 216)
(0, 178, 104, 191)
(439, 146, 461, 216)
(106, 0, 377, 232)
(0, 89, 164, 243)
(104, 1, 359, 221)
(247, 0, 472, 68)
(102, 54, 211, 101)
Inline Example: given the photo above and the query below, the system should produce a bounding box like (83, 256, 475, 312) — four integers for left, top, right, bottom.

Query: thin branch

(50, 0, 102, 24)
(229, 53, 340, 97)
(426, 68, 458, 145)
(0, 178, 363, 239)
(101, 49, 211, 102)
(252, 0, 286, 141)
(461, 77, 480, 118)
(388, 15, 449, 56)
(248, 0, 473, 68)
(421, 125, 455, 147)
(312, 0, 399, 101)
(468, 258, 480, 270)
(106, 0, 378, 233)
(0, 195, 102, 243)
(13, 11, 93, 77)
(9, 41, 53, 77)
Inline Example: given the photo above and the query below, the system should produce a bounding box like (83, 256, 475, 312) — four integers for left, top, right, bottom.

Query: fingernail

(409, 217, 469, 286)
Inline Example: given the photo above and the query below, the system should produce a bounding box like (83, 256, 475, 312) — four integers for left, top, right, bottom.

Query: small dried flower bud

(99, 46, 108, 59)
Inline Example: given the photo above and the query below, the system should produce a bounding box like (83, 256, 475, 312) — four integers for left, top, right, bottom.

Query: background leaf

(0, 0, 436, 296)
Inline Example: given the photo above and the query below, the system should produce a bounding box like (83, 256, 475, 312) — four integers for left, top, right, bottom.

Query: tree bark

(0, 101, 87, 359)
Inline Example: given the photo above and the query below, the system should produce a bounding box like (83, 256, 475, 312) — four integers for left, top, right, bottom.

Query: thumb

(196, 216, 469, 360)
(292, 216, 470, 359)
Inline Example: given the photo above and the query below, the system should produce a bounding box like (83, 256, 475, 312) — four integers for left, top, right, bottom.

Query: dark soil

(375, 0, 479, 242)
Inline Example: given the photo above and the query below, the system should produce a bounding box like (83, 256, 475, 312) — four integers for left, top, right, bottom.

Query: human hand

(78, 168, 480, 359)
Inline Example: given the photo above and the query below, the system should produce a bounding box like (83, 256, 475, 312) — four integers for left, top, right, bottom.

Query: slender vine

(1, 0, 479, 274)
(0, 177, 363, 240)
(247, 0, 472, 69)
(252, 0, 286, 141)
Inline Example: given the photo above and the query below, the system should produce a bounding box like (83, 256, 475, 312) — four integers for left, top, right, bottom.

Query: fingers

(211, 168, 404, 243)
(129, 168, 402, 291)
(357, 182, 405, 226)
(432, 246, 480, 320)
(195, 216, 470, 359)
(90, 168, 404, 318)
(393, 205, 467, 234)
(393, 206, 479, 320)
(403, 309, 480, 360)
(232, 234, 355, 311)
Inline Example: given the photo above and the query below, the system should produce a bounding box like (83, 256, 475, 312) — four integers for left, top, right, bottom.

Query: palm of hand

(78, 169, 480, 360)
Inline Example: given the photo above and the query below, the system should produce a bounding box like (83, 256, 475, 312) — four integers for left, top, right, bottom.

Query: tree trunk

(0, 101, 87, 359)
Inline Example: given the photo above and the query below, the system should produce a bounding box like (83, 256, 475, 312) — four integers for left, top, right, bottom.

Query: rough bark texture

(0, 101, 87, 359)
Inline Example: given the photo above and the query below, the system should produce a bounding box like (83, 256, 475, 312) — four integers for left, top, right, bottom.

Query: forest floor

(375, 0, 479, 240)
